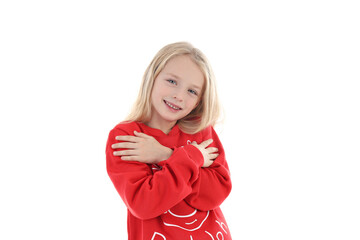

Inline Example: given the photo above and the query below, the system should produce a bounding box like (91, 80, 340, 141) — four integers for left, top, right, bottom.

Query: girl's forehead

(161, 55, 205, 87)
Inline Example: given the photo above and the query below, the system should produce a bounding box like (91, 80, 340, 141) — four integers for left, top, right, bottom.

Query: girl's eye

(167, 79, 176, 85)
(188, 89, 198, 96)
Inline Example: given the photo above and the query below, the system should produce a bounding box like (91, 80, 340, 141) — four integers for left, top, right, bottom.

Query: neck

(146, 116, 177, 134)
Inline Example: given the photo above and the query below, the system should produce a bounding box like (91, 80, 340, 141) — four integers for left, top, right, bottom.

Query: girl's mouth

(164, 100, 182, 111)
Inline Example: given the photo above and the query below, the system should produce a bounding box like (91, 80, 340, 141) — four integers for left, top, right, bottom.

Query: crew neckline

(137, 122, 180, 137)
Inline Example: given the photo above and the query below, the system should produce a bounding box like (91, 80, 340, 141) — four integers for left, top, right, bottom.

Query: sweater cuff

(182, 144, 204, 168)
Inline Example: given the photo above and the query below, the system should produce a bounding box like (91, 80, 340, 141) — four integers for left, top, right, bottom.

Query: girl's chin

(161, 117, 180, 123)
(159, 114, 184, 124)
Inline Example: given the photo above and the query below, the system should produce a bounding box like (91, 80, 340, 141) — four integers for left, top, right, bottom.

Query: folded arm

(184, 126, 232, 211)
(106, 127, 204, 220)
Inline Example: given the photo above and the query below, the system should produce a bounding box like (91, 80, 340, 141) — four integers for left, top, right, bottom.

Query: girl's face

(148, 55, 204, 131)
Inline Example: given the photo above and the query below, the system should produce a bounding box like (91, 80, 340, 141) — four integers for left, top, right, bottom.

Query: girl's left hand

(111, 131, 173, 164)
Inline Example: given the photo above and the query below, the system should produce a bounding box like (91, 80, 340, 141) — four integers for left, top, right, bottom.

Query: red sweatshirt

(106, 121, 232, 240)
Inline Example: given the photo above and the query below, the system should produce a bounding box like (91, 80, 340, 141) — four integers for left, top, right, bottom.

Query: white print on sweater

(162, 209, 209, 231)
(151, 207, 229, 240)
(151, 220, 228, 240)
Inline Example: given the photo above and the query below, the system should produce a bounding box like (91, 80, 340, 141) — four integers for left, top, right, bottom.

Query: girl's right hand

(191, 139, 219, 168)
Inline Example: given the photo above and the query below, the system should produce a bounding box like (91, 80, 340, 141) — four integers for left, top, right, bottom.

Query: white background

(1, 0, 359, 239)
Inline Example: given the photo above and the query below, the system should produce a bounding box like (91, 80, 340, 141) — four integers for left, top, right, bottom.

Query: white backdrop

(1, 0, 359, 239)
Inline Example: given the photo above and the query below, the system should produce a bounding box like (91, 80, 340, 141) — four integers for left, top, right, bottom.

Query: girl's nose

(173, 90, 184, 102)
(173, 95, 183, 102)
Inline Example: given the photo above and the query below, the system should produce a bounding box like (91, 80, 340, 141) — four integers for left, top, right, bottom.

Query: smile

(164, 100, 182, 110)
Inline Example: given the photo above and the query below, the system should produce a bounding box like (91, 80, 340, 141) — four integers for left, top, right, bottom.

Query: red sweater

(106, 121, 232, 240)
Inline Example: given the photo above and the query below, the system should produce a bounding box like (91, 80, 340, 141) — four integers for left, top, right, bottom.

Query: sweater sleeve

(184, 126, 232, 211)
(106, 126, 204, 220)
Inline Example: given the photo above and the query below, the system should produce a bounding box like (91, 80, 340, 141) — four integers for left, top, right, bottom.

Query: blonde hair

(125, 41, 221, 134)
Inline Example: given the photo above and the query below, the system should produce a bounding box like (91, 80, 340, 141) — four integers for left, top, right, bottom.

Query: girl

(106, 42, 232, 240)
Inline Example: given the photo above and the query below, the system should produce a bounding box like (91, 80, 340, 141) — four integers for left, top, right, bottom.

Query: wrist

(158, 146, 173, 163)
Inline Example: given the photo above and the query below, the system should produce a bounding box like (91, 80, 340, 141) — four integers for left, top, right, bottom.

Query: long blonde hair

(125, 42, 221, 134)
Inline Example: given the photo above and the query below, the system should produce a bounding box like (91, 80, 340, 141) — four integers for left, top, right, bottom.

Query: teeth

(165, 101, 180, 110)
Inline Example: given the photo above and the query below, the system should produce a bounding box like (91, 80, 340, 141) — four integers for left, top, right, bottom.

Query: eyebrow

(166, 73, 202, 91)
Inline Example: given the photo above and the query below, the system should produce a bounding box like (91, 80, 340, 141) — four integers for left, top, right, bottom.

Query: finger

(206, 147, 218, 153)
(191, 141, 198, 145)
(115, 135, 140, 142)
(120, 155, 139, 161)
(134, 131, 153, 139)
(113, 150, 137, 156)
(199, 139, 213, 148)
(111, 142, 137, 149)
(208, 153, 219, 160)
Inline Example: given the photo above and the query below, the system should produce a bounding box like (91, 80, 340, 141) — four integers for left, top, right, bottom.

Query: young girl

(106, 42, 232, 240)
